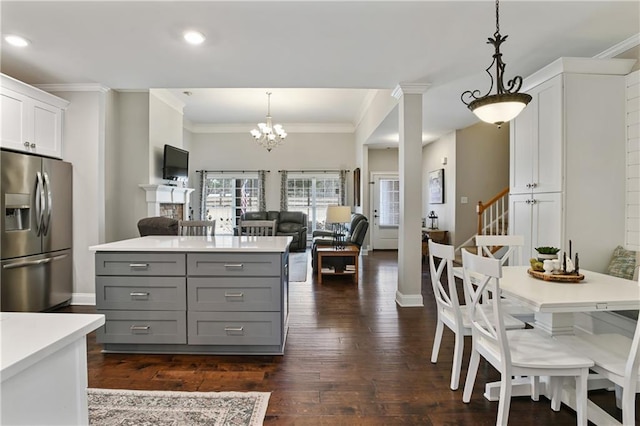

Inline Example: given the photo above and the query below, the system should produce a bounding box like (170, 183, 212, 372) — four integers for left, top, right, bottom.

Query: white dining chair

(429, 241, 524, 391)
(556, 287, 640, 425)
(178, 220, 215, 236)
(474, 234, 535, 323)
(238, 219, 277, 236)
(461, 249, 594, 426)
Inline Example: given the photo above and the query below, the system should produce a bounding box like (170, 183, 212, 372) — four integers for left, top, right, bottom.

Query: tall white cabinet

(1, 73, 69, 159)
(509, 58, 635, 272)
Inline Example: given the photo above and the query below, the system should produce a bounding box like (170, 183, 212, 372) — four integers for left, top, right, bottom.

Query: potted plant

(535, 246, 560, 261)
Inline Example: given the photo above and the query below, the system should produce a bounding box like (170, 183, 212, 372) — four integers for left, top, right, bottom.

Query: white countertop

(0, 312, 105, 382)
(89, 235, 293, 252)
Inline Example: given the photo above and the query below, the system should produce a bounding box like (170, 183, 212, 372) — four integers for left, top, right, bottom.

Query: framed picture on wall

(429, 169, 444, 204)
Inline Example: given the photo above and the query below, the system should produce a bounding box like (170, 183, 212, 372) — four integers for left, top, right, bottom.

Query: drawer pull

(129, 263, 149, 269)
(224, 326, 244, 334)
(224, 292, 244, 298)
(224, 263, 244, 269)
(130, 325, 151, 333)
(130, 292, 150, 298)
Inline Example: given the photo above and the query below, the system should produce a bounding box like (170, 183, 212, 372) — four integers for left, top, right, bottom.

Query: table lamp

(326, 205, 351, 249)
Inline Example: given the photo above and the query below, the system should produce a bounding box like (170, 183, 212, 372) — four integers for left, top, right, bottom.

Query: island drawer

(187, 253, 281, 277)
(96, 253, 186, 276)
(97, 310, 186, 344)
(96, 276, 186, 311)
(187, 277, 280, 312)
(187, 311, 281, 345)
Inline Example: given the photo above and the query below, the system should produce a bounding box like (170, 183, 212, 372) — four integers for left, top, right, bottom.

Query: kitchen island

(90, 235, 291, 355)
(1, 312, 105, 425)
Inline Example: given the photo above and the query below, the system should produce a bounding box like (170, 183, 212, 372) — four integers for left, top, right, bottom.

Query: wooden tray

(527, 268, 585, 283)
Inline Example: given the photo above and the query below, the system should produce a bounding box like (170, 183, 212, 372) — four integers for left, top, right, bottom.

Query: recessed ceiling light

(183, 31, 205, 46)
(4, 35, 29, 47)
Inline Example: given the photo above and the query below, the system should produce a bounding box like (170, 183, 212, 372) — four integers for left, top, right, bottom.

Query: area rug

(88, 388, 270, 426)
(289, 252, 308, 282)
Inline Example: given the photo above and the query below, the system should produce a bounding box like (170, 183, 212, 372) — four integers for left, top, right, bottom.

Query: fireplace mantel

(139, 184, 195, 220)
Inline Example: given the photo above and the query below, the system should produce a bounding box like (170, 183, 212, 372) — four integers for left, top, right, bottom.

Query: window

(287, 173, 341, 233)
(378, 178, 399, 227)
(202, 173, 259, 235)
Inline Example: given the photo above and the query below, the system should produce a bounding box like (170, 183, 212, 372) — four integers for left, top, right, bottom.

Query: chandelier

(461, 0, 532, 127)
(250, 92, 287, 152)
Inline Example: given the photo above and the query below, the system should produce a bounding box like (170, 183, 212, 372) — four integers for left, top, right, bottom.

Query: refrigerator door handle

(35, 172, 45, 236)
(3, 257, 52, 269)
(42, 172, 52, 236)
(2, 254, 67, 269)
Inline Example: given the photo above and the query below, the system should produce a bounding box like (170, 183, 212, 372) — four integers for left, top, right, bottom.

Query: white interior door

(371, 173, 399, 250)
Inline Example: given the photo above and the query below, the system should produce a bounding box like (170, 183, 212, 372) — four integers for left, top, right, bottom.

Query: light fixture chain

(495, 0, 500, 35)
(266, 91, 272, 116)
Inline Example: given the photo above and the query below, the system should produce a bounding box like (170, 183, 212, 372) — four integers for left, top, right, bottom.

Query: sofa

(239, 211, 308, 252)
(311, 213, 369, 271)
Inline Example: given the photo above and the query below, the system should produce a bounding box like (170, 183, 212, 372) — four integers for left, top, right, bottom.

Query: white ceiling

(1, 1, 638, 147)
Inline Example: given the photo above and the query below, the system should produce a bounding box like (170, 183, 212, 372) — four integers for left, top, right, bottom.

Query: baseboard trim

(395, 290, 424, 307)
(71, 293, 96, 306)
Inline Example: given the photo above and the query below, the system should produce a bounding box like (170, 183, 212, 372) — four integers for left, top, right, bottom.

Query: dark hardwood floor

(61, 250, 632, 425)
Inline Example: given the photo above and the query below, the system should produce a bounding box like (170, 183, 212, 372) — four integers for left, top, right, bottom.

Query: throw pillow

(607, 245, 637, 280)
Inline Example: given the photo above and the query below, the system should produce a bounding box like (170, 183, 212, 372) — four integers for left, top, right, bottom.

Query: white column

(393, 83, 429, 307)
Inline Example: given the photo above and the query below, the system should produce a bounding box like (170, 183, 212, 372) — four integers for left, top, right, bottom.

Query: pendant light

(461, 0, 531, 127)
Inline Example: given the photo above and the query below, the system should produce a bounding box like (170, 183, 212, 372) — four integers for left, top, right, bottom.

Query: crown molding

(594, 33, 640, 59)
(34, 83, 110, 93)
(354, 89, 379, 128)
(150, 88, 185, 115)
(189, 122, 355, 134)
(391, 83, 430, 99)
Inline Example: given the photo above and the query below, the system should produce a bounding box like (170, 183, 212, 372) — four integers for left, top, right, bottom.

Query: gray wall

(423, 132, 456, 242)
(455, 122, 510, 247)
(109, 92, 151, 241)
(189, 132, 356, 215)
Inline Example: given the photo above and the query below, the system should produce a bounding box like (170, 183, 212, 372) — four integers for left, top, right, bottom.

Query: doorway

(370, 172, 399, 250)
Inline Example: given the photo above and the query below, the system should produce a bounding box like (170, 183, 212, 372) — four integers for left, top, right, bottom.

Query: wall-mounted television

(163, 144, 189, 181)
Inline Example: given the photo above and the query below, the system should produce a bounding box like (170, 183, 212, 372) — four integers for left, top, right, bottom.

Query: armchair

(311, 213, 369, 271)
(238, 211, 308, 252)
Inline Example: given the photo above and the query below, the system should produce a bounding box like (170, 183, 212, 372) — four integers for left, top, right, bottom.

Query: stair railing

(453, 187, 510, 264)
(477, 187, 509, 236)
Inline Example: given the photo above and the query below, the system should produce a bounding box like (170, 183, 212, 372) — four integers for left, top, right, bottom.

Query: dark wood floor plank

(60, 250, 635, 424)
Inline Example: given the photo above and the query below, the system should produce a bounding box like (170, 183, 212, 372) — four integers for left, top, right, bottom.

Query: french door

(287, 173, 341, 235)
(202, 173, 259, 235)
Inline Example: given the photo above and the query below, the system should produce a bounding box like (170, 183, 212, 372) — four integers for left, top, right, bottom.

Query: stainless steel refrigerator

(1, 149, 73, 312)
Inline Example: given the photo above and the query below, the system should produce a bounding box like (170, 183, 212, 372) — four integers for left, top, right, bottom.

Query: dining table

(483, 266, 640, 425)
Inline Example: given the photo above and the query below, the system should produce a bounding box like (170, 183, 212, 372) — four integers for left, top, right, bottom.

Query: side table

(316, 245, 359, 284)
(422, 228, 448, 261)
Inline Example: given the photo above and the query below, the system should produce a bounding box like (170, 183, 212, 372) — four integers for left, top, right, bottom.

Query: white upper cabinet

(509, 57, 634, 272)
(1, 74, 69, 159)
(510, 74, 563, 195)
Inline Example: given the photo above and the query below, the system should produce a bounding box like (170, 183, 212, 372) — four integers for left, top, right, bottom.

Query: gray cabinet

(95, 250, 289, 355)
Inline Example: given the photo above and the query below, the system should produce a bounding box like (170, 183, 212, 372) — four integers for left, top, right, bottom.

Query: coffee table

(316, 245, 359, 284)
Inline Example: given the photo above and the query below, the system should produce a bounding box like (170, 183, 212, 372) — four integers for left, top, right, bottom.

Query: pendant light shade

(468, 93, 530, 126)
(461, 0, 531, 127)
